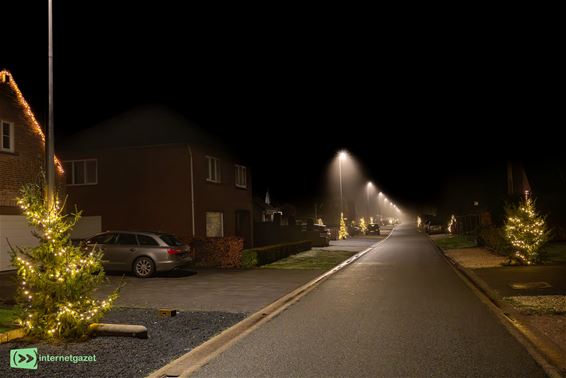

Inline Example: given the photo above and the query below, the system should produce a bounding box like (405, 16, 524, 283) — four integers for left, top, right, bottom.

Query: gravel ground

(0, 308, 245, 378)
(445, 247, 506, 268)
(504, 295, 566, 314)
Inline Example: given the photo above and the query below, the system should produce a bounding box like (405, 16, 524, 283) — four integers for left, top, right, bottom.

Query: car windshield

(159, 234, 183, 246)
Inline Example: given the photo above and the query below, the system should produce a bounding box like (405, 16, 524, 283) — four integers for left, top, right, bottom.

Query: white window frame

(206, 212, 224, 237)
(0, 120, 14, 153)
(206, 156, 221, 183)
(64, 159, 98, 186)
(235, 164, 247, 189)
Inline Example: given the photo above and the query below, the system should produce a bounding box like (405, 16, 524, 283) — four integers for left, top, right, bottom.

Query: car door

(112, 233, 140, 270)
(85, 232, 118, 270)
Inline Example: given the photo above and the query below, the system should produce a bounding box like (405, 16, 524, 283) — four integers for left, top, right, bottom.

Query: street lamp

(47, 0, 55, 204)
(366, 182, 373, 219)
(338, 151, 347, 214)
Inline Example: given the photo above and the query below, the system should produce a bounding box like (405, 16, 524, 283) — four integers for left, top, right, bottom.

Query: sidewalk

(439, 244, 566, 374)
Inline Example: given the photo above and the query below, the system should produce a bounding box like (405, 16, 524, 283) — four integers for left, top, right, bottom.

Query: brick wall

(61, 144, 254, 246)
(0, 81, 45, 211)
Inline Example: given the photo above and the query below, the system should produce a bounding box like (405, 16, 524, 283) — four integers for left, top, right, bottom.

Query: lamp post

(338, 151, 347, 215)
(47, 0, 55, 204)
(366, 182, 373, 219)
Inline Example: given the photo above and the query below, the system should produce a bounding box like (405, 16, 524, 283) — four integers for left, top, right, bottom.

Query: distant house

(59, 105, 253, 247)
(0, 70, 66, 271)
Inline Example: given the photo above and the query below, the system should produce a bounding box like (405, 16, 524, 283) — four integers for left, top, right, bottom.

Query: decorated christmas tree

(11, 182, 118, 339)
(503, 195, 550, 265)
(338, 213, 349, 240)
(359, 217, 367, 235)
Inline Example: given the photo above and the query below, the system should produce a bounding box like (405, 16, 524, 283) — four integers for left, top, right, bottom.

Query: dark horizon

(2, 2, 563, 214)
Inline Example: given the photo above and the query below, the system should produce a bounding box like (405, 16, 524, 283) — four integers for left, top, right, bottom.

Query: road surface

(193, 224, 545, 377)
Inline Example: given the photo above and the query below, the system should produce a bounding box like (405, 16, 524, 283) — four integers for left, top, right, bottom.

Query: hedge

(241, 240, 312, 268)
(477, 227, 511, 256)
(190, 236, 244, 268)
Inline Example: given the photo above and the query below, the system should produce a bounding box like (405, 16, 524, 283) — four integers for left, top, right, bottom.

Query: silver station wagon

(84, 231, 192, 278)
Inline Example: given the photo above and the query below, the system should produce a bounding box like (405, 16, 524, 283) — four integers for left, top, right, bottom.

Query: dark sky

(2, 2, 562, 213)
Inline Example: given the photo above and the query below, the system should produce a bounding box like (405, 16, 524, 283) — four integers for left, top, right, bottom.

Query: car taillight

(167, 248, 183, 255)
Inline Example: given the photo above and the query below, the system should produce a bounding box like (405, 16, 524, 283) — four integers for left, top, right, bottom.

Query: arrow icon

(10, 347, 38, 369)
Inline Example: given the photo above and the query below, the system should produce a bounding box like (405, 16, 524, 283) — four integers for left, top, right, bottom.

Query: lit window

(235, 165, 247, 189)
(206, 156, 221, 183)
(0, 121, 14, 152)
(63, 159, 98, 186)
(206, 212, 224, 237)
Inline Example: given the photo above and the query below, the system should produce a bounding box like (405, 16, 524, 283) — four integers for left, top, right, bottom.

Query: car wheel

(133, 256, 155, 278)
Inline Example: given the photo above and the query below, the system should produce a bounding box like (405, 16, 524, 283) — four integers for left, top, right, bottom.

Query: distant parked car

(348, 224, 362, 236)
(367, 223, 381, 235)
(424, 220, 444, 234)
(302, 223, 331, 246)
(83, 231, 192, 278)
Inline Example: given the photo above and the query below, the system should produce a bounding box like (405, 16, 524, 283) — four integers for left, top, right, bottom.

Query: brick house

(59, 105, 254, 248)
(0, 70, 65, 271)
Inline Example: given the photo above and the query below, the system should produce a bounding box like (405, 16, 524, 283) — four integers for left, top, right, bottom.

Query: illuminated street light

(338, 150, 348, 214)
(366, 182, 373, 218)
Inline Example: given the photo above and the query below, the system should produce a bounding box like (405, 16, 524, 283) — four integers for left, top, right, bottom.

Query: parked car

(83, 231, 192, 278)
(327, 226, 339, 240)
(367, 223, 381, 235)
(301, 223, 331, 246)
(424, 219, 444, 234)
(348, 224, 362, 236)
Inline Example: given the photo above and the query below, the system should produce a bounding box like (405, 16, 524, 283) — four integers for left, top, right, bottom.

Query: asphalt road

(193, 224, 546, 377)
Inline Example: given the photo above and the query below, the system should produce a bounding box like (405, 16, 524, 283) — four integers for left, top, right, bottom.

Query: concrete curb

(0, 328, 25, 344)
(147, 232, 395, 378)
(435, 243, 566, 377)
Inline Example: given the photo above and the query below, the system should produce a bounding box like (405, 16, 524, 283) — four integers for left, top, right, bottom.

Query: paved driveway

(95, 269, 324, 314)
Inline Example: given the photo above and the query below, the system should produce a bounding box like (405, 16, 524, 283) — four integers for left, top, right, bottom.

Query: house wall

(61, 145, 193, 242)
(0, 81, 46, 211)
(60, 144, 253, 246)
(0, 215, 102, 271)
(192, 149, 253, 245)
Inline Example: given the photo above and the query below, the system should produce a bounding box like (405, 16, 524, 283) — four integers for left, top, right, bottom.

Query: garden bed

(0, 308, 245, 377)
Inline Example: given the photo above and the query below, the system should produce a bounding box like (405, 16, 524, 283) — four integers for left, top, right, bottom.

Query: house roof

(60, 105, 231, 156)
(0, 70, 64, 174)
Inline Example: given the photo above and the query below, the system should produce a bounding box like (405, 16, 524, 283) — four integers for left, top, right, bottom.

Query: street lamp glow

(339, 151, 348, 161)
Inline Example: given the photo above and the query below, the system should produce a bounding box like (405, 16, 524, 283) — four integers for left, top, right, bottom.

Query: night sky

(2, 3, 562, 214)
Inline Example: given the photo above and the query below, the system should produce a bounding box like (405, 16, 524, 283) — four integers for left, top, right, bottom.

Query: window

(159, 234, 184, 246)
(63, 159, 98, 185)
(206, 156, 221, 183)
(0, 121, 14, 152)
(235, 165, 247, 188)
(137, 235, 159, 246)
(206, 212, 224, 237)
(117, 233, 138, 245)
(87, 233, 117, 245)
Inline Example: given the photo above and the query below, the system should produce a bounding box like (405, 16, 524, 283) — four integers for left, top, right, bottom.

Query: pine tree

(338, 213, 349, 240)
(359, 217, 367, 235)
(11, 182, 118, 339)
(504, 196, 550, 265)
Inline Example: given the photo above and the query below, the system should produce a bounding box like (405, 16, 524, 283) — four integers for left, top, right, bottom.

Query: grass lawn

(262, 249, 356, 270)
(433, 235, 477, 250)
(0, 307, 17, 333)
(543, 242, 566, 263)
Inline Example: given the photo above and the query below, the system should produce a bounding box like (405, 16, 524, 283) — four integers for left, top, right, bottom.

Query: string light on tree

(338, 213, 349, 240)
(447, 215, 457, 234)
(11, 182, 118, 339)
(503, 194, 550, 265)
(359, 217, 368, 235)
